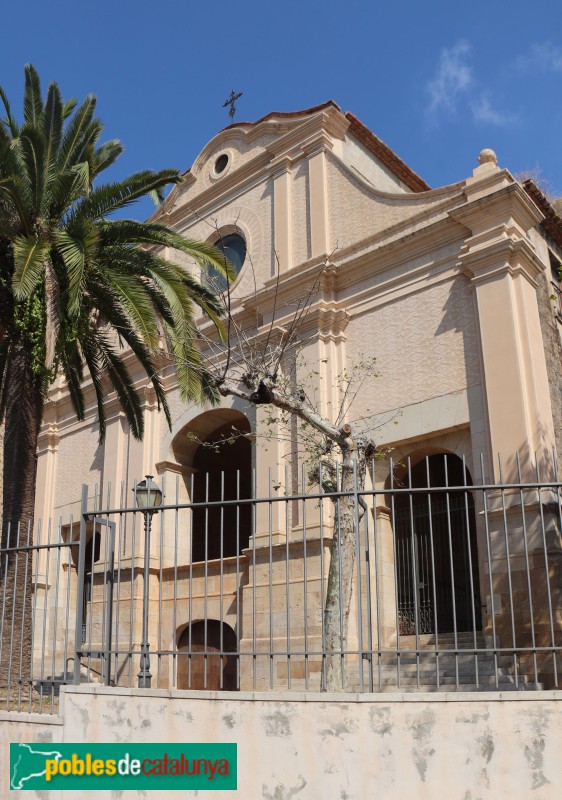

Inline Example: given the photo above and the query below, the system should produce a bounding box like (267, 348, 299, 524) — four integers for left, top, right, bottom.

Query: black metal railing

(1, 452, 562, 712)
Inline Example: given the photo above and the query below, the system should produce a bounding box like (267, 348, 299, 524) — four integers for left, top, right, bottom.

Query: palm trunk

(0, 340, 43, 704)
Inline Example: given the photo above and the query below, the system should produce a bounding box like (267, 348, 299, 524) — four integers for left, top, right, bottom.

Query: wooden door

(177, 621, 238, 690)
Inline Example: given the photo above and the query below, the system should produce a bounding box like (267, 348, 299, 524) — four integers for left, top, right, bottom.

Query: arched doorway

(392, 454, 482, 636)
(172, 410, 252, 562)
(191, 417, 252, 561)
(177, 621, 238, 690)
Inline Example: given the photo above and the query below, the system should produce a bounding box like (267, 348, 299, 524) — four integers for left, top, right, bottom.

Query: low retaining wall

(2, 687, 562, 798)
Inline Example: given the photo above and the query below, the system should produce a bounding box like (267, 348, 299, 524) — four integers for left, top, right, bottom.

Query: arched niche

(389, 452, 482, 637)
(177, 620, 238, 691)
(171, 409, 252, 562)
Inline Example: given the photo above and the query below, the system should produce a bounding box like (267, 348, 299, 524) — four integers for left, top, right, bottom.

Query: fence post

(104, 521, 116, 686)
(73, 485, 89, 686)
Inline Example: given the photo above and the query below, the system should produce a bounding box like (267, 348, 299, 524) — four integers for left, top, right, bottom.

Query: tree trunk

(0, 340, 44, 705)
(323, 443, 367, 691)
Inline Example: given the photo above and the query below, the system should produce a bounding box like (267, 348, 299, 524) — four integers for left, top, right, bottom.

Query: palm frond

(42, 82, 63, 186)
(58, 338, 85, 421)
(49, 162, 90, 217)
(91, 140, 124, 177)
(19, 125, 46, 212)
(95, 333, 145, 439)
(75, 169, 182, 220)
(56, 220, 99, 313)
(0, 177, 31, 234)
(0, 86, 19, 137)
(57, 94, 96, 170)
(23, 64, 43, 127)
(94, 266, 161, 345)
(12, 234, 49, 297)
(61, 97, 78, 121)
(100, 219, 235, 276)
(79, 331, 107, 441)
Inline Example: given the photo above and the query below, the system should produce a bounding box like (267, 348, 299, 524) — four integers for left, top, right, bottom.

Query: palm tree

(0, 66, 228, 694)
(0, 63, 229, 532)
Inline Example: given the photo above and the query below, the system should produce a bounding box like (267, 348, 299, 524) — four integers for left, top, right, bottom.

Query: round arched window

(204, 232, 246, 292)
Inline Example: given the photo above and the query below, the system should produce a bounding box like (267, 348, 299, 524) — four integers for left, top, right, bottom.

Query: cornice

(449, 182, 544, 235)
(155, 460, 195, 476)
(452, 183, 546, 287)
(339, 242, 465, 318)
(334, 215, 466, 292)
(264, 106, 348, 161)
(458, 236, 545, 287)
(308, 306, 350, 341)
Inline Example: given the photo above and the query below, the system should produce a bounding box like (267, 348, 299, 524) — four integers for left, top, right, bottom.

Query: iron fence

(1, 452, 562, 713)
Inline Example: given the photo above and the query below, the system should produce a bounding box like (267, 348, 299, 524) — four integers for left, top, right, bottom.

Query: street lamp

(134, 475, 162, 688)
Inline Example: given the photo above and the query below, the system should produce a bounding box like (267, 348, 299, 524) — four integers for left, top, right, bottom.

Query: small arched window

(204, 232, 246, 292)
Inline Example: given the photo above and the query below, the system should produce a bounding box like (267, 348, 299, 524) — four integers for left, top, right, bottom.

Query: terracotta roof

(223, 101, 431, 193)
(523, 179, 562, 250)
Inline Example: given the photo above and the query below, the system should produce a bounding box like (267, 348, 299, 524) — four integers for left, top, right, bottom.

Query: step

(399, 634, 486, 648)
(372, 683, 543, 693)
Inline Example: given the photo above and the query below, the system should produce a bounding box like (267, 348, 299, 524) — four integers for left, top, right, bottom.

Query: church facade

(33, 102, 562, 691)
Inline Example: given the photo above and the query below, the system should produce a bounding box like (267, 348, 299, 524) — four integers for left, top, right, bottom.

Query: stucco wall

(2, 687, 562, 799)
(341, 133, 410, 193)
(326, 154, 463, 252)
(54, 428, 104, 511)
(345, 274, 480, 422)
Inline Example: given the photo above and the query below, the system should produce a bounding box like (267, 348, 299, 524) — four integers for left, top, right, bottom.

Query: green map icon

(11, 743, 63, 790)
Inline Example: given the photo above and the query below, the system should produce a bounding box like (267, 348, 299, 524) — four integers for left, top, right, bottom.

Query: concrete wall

(2, 687, 562, 799)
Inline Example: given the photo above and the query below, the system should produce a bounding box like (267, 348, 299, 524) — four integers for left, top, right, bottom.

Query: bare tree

(170, 228, 380, 690)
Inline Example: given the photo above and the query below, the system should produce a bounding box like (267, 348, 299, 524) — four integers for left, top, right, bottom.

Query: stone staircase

(347, 633, 543, 692)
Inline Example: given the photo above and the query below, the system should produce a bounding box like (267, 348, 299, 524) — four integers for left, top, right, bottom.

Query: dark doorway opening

(191, 419, 252, 562)
(393, 454, 482, 636)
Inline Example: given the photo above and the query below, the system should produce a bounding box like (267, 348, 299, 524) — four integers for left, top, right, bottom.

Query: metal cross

(223, 90, 243, 122)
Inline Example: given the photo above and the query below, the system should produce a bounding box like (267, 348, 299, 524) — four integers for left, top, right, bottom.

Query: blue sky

(1, 0, 561, 217)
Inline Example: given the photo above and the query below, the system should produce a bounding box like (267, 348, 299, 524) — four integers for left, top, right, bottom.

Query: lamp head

(134, 475, 162, 512)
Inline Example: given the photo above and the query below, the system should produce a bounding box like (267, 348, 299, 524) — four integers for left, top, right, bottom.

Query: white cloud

(517, 42, 562, 73)
(426, 41, 473, 116)
(425, 41, 516, 127)
(471, 94, 516, 126)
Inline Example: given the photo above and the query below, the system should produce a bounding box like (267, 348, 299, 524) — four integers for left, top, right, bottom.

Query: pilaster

(272, 157, 293, 273)
(35, 423, 60, 528)
(453, 163, 556, 482)
(306, 145, 330, 258)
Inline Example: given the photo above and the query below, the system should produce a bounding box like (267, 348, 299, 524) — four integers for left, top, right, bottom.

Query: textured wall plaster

(2, 688, 562, 799)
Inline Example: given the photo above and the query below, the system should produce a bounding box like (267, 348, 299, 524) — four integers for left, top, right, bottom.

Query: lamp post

(134, 475, 162, 688)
